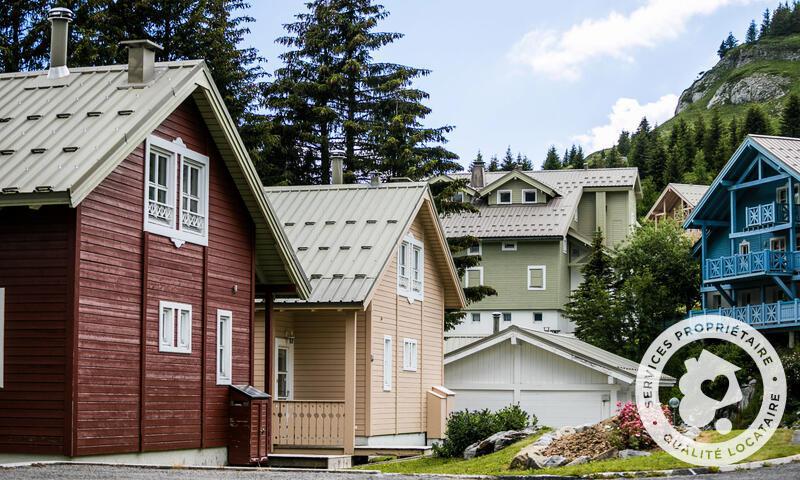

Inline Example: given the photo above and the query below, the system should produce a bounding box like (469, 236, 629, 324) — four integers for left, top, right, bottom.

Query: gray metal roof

(451, 167, 640, 195)
(0, 60, 311, 297)
(440, 188, 582, 239)
(266, 183, 463, 306)
(749, 134, 800, 172)
(670, 183, 709, 207)
(445, 325, 675, 385)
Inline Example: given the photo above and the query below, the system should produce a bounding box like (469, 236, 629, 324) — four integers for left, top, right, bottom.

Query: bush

(495, 404, 535, 431)
(780, 348, 800, 427)
(614, 401, 671, 450)
(433, 404, 536, 458)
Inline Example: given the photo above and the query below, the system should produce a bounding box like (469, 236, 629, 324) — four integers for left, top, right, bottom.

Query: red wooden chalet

(0, 9, 310, 465)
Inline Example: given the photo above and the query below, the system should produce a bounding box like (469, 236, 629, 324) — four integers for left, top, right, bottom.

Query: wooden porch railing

(272, 400, 346, 447)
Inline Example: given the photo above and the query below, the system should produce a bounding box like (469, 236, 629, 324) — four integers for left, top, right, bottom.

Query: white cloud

(508, 0, 755, 80)
(573, 94, 679, 152)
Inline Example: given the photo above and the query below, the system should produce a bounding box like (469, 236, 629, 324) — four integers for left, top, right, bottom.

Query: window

(777, 186, 789, 204)
(533, 312, 543, 322)
(527, 265, 546, 291)
(216, 310, 232, 385)
(522, 189, 537, 204)
(465, 267, 483, 287)
(0, 288, 4, 389)
(471, 313, 481, 323)
(397, 235, 424, 301)
(739, 240, 750, 255)
(502, 241, 517, 251)
(710, 293, 722, 309)
(503, 312, 512, 322)
(467, 242, 481, 255)
(159, 301, 192, 354)
(275, 338, 293, 400)
(497, 190, 512, 204)
(383, 336, 393, 391)
(770, 236, 787, 252)
(403, 338, 418, 371)
(453, 192, 464, 202)
(144, 136, 210, 246)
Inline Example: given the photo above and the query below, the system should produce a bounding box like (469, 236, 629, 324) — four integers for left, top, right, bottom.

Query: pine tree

(500, 146, 516, 171)
(760, 8, 771, 38)
(705, 110, 725, 172)
(616, 130, 631, 157)
(693, 117, 707, 152)
(684, 150, 714, 185)
(726, 116, 742, 160)
(0, 1, 49, 73)
(563, 147, 572, 168)
(781, 93, 800, 137)
(542, 146, 562, 170)
(605, 146, 625, 168)
(571, 145, 585, 169)
(517, 153, 533, 170)
(746, 19, 758, 43)
(744, 105, 772, 136)
(771, 2, 793, 36)
(717, 39, 729, 59)
(488, 155, 500, 172)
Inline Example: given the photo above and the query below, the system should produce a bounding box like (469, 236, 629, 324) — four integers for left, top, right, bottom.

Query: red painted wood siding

(0, 207, 73, 453)
(74, 98, 255, 456)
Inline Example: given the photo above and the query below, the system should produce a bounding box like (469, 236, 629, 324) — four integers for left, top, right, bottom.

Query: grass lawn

(355, 429, 800, 476)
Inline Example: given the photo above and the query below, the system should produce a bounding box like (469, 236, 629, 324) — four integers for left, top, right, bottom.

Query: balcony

(704, 249, 794, 282)
(743, 202, 800, 231)
(690, 300, 800, 329)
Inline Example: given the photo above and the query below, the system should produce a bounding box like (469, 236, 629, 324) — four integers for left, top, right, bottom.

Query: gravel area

(1, 461, 799, 479)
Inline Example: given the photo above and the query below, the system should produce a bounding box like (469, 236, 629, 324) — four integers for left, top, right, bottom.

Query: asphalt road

(1, 462, 800, 479)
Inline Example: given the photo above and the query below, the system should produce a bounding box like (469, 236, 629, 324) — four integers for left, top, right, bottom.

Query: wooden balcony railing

(272, 400, 346, 448)
(690, 300, 800, 329)
(704, 249, 793, 282)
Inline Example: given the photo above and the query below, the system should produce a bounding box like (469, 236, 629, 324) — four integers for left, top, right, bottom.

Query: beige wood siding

(368, 206, 445, 437)
(254, 309, 266, 391)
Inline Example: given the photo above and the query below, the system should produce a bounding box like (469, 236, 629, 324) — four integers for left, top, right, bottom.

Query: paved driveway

(2, 462, 799, 479)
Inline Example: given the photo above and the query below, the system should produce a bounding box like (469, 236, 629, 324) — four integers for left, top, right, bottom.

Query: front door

(274, 338, 293, 400)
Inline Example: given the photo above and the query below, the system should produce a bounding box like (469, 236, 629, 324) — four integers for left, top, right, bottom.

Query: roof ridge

(264, 182, 427, 192)
(748, 133, 800, 141)
(0, 60, 203, 79)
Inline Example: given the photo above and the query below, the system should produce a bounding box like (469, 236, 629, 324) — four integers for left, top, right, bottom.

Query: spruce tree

(572, 146, 585, 169)
(760, 8, 771, 38)
(542, 146, 562, 170)
(605, 146, 625, 168)
(616, 130, 631, 156)
(771, 2, 792, 36)
(744, 105, 772, 136)
(500, 146, 516, 171)
(704, 110, 725, 172)
(781, 93, 800, 137)
(517, 153, 533, 170)
(746, 19, 758, 43)
(488, 155, 500, 172)
(726, 116, 742, 160)
(0, 1, 49, 73)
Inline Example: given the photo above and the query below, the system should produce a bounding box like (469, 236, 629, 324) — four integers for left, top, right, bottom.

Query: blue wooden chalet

(686, 135, 800, 336)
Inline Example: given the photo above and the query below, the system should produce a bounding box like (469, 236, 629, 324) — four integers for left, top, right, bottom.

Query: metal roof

(439, 188, 582, 239)
(670, 183, 709, 207)
(0, 60, 310, 297)
(445, 325, 675, 385)
(265, 183, 465, 308)
(749, 134, 800, 171)
(450, 167, 640, 196)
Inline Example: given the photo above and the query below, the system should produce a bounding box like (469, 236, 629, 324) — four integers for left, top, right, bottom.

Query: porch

(689, 299, 800, 329)
(704, 249, 796, 282)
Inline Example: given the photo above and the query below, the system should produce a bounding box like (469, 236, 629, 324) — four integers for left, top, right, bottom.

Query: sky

(248, 0, 771, 169)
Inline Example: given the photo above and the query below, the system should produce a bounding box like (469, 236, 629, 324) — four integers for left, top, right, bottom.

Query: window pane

(157, 155, 167, 185)
(278, 348, 287, 372)
(503, 313, 512, 322)
(191, 168, 199, 195)
(157, 189, 167, 204)
(277, 374, 287, 398)
(149, 154, 157, 183)
(179, 309, 191, 347)
(471, 313, 480, 322)
(161, 308, 173, 345)
(182, 164, 189, 192)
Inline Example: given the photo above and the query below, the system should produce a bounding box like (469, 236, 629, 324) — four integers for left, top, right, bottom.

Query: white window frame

(521, 189, 538, 204)
(383, 335, 393, 391)
(467, 241, 481, 256)
(144, 135, 210, 247)
(453, 192, 464, 202)
(527, 265, 546, 291)
(159, 300, 192, 354)
(497, 190, 512, 205)
(501, 241, 517, 251)
(471, 312, 481, 323)
(739, 240, 750, 255)
(0, 288, 4, 389)
(403, 338, 418, 372)
(502, 312, 512, 322)
(770, 236, 787, 252)
(216, 309, 233, 385)
(465, 266, 484, 287)
(397, 235, 424, 301)
(274, 338, 294, 400)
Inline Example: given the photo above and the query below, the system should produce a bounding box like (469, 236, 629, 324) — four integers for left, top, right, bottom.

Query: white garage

(444, 326, 675, 428)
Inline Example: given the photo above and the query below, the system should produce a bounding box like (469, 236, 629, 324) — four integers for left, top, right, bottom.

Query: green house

(432, 161, 641, 339)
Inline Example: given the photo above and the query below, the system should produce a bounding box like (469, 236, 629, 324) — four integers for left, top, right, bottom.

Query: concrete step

(267, 453, 352, 469)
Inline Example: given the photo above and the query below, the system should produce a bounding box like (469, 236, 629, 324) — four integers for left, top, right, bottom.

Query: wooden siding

(0, 206, 73, 454)
(73, 99, 255, 456)
(368, 206, 445, 437)
(486, 179, 547, 206)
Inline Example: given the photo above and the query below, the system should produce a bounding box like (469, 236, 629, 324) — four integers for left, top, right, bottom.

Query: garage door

(519, 390, 610, 427)
(451, 389, 514, 413)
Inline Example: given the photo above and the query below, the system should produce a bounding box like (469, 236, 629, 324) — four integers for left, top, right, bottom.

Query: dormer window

(522, 189, 537, 204)
(144, 135, 209, 246)
(497, 190, 512, 204)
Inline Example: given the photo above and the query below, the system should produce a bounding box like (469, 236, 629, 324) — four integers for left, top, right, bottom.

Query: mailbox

(228, 385, 270, 466)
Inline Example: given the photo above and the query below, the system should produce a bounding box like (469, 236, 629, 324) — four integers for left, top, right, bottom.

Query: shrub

(433, 404, 536, 458)
(495, 404, 535, 431)
(614, 401, 671, 450)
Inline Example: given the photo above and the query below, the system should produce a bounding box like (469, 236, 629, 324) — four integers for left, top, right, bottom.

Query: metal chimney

(120, 40, 163, 84)
(369, 172, 381, 188)
(471, 159, 485, 189)
(492, 312, 501, 334)
(47, 8, 74, 79)
(332, 157, 344, 185)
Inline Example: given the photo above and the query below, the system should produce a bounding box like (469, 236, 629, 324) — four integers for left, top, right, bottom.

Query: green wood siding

(576, 193, 596, 238)
(468, 240, 569, 310)
(606, 191, 631, 246)
(486, 179, 548, 205)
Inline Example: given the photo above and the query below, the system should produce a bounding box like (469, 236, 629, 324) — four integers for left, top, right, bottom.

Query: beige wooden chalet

(254, 181, 465, 456)
(646, 183, 709, 241)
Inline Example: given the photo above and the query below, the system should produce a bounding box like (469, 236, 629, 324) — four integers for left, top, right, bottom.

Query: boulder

(463, 428, 535, 459)
(565, 455, 591, 466)
(618, 449, 652, 459)
(707, 73, 790, 109)
(537, 455, 569, 468)
(592, 448, 618, 461)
